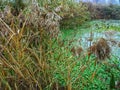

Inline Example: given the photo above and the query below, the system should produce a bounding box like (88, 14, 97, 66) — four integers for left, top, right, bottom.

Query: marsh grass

(0, 1, 120, 90)
(0, 18, 120, 90)
(61, 20, 120, 90)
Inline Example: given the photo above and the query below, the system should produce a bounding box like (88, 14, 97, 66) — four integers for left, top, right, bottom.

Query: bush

(60, 2, 90, 29)
(86, 3, 120, 20)
(36, 0, 90, 29)
(0, 6, 68, 89)
(0, 0, 8, 10)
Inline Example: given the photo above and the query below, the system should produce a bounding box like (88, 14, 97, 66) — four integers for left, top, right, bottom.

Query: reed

(0, 1, 120, 90)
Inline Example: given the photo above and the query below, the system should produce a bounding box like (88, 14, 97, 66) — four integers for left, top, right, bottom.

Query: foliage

(36, 0, 90, 29)
(60, 2, 90, 29)
(10, 0, 26, 16)
(86, 2, 120, 20)
(0, 0, 90, 29)
(0, 9, 68, 89)
(0, 0, 29, 16)
(61, 20, 120, 90)
(0, 1, 120, 90)
(0, 0, 9, 10)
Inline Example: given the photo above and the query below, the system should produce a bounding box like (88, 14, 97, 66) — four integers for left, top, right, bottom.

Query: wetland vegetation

(0, 0, 120, 90)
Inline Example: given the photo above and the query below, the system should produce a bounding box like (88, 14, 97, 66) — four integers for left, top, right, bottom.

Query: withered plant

(71, 46, 83, 57)
(96, 38, 111, 60)
(0, 2, 63, 89)
(88, 38, 111, 60)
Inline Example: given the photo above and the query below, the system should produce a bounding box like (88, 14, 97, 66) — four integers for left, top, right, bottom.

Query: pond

(62, 20, 120, 60)
(80, 30, 120, 59)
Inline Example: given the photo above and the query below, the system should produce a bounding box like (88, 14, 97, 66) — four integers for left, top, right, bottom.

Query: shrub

(60, 2, 90, 29)
(86, 2, 120, 20)
(0, 7, 69, 89)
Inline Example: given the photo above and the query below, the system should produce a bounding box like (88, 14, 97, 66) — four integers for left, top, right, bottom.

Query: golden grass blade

(0, 18, 15, 35)
(0, 45, 20, 67)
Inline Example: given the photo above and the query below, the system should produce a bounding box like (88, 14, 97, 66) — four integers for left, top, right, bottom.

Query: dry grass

(0, 3, 62, 89)
(87, 38, 111, 60)
(0, 1, 119, 90)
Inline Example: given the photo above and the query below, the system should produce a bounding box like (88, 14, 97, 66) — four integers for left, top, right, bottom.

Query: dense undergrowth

(86, 2, 120, 20)
(0, 0, 120, 90)
(61, 20, 120, 89)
